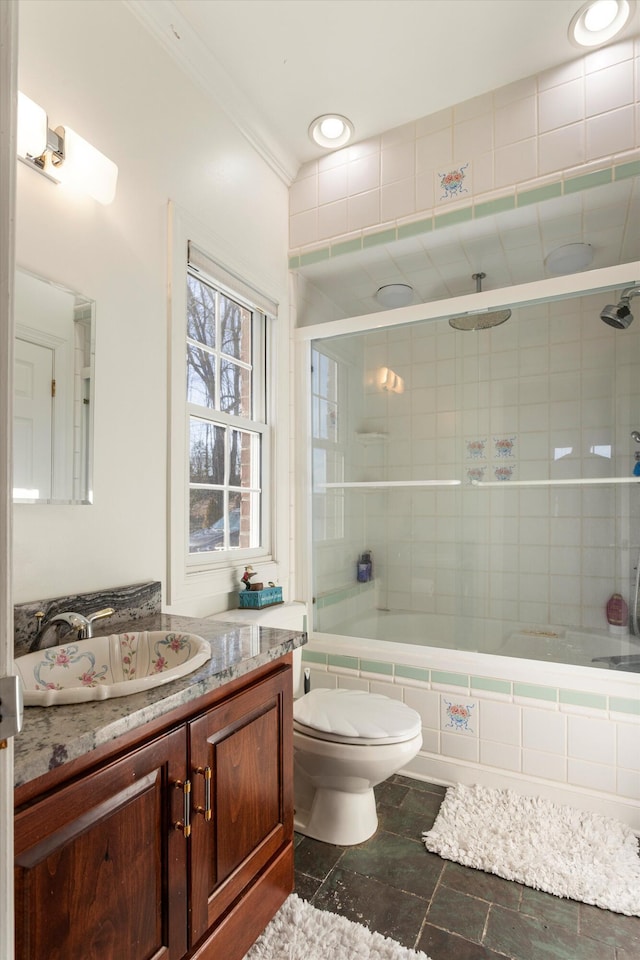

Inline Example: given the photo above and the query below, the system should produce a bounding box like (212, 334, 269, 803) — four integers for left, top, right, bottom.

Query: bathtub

(327, 609, 640, 672)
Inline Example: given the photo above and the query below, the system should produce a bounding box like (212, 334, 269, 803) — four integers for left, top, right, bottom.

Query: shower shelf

(471, 477, 640, 488)
(319, 480, 461, 488)
(355, 432, 388, 445)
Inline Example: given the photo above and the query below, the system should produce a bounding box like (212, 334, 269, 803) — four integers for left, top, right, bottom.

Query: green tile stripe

(516, 182, 562, 206)
(474, 195, 515, 218)
(301, 649, 327, 664)
(290, 165, 628, 265)
(559, 689, 607, 710)
(331, 237, 362, 256)
(363, 228, 397, 248)
(299, 247, 330, 267)
(397, 217, 433, 240)
(434, 207, 473, 229)
(513, 682, 558, 702)
(564, 168, 611, 194)
(328, 654, 359, 670)
(609, 696, 640, 716)
(431, 670, 469, 688)
(471, 675, 512, 695)
(360, 658, 393, 676)
(394, 664, 430, 683)
(614, 159, 640, 180)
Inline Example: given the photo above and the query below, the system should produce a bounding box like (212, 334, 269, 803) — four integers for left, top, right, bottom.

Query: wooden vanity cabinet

(14, 658, 294, 960)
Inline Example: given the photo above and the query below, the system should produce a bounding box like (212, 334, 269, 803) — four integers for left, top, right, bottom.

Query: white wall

(14, 0, 290, 609)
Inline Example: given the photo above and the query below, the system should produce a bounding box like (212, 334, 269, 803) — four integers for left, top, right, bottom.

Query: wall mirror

(13, 267, 95, 504)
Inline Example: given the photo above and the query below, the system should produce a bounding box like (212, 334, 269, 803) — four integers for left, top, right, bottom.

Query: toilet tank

(208, 601, 307, 696)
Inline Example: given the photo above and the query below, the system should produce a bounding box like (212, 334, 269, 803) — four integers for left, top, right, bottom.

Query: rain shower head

(449, 273, 512, 331)
(600, 285, 640, 329)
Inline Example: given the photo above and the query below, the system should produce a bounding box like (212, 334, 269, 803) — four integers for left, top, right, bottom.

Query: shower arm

(620, 285, 640, 305)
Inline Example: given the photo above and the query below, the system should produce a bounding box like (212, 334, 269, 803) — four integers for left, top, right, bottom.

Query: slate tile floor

(293, 775, 640, 960)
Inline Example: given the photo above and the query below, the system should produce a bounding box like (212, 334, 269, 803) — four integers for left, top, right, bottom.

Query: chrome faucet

(30, 607, 115, 650)
(50, 608, 115, 638)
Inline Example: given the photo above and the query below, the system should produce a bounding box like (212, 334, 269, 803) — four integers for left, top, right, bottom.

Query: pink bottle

(606, 593, 628, 635)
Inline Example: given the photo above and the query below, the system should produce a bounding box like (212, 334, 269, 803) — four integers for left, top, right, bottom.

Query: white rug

(423, 783, 640, 916)
(244, 893, 432, 960)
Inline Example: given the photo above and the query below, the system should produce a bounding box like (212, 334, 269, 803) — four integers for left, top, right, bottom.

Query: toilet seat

(293, 688, 422, 746)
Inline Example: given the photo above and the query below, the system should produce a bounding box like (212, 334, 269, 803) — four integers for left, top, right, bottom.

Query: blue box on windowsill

(238, 586, 283, 609)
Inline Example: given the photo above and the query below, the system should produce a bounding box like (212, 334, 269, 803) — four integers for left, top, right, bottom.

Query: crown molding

(124, 0, 299, 185)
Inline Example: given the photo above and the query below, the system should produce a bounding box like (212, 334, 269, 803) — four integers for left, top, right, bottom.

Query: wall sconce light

(377, 366, 405, 394)
(17, 92, 118, 205)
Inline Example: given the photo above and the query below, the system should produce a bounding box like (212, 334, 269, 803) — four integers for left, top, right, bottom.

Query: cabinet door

(189, 665, 293, 945)
(15, 727, 188, 960)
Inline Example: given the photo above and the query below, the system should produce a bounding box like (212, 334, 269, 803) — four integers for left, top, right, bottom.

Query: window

(311, 346, 344, 541)
(186, 245, 269, 560)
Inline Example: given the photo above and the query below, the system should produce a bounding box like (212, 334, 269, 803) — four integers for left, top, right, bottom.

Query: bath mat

(244, 893, 432, 960)
(423, 783, 640, 916)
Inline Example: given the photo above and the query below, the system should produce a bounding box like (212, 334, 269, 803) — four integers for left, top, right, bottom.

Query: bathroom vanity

(13, 613, 306, 960)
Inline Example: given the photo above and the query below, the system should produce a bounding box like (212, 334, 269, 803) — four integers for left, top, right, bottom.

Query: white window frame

(168, 203, 278, 605)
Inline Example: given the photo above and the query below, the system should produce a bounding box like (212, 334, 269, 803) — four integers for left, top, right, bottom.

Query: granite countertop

(14, 613, 307, 789)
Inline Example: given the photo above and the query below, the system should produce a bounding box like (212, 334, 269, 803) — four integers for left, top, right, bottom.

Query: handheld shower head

(601, 285, 640, 329)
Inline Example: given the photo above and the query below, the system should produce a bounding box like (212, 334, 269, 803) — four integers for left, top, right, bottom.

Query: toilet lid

(293, 688, 422, 745)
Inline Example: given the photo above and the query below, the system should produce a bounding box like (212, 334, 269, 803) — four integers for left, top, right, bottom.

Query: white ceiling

(128, 0, 640, 317)
(128, 0, 639, 180)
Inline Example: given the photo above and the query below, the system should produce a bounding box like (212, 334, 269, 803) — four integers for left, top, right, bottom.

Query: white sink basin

(15, 631, 212, 706)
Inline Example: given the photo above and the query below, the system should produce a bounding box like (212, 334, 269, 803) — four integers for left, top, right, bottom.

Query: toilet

(209, 602, 423, 846)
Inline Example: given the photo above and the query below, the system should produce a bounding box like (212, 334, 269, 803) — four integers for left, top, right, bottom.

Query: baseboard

(401, 753, 640, 833)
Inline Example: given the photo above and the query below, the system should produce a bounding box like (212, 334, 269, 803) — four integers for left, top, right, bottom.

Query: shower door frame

(294, 262, 640, 645)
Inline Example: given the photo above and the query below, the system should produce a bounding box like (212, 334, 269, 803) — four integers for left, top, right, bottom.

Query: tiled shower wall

(289, 38, 640, 257)
(348, 290, 640, 633)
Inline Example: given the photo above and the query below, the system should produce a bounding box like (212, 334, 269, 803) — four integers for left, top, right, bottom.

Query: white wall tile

(495, 97, 537, 147)
(568, 714, 616, 765)
(381, 179, 416, 222)
(403, 686, 440, 728)
(617, 767, 640, 800)
(522, 748, 566, 781)
(318, 164, 348, 205)
(318, 199, 348, 240)
(586, 60, 634, 117)
(480, 740, 521, 772)
(539, 79, 585, 133)
(522, 707, 566, 754)
(616, 723, 640, 771)
(289, 208, 318, 247)
(348, 154, 380, 196)
(479, 700, 521, 745)
(290, 173, 318, 215)
(348, 190, 380, 231)
(381, 141, 415, 184)
(337, 675, 369, 691)
(495, 139, 538, 188)
(441, 731, 479, 762)
(416, 128, 453, 173)
(539, 124, 585, 175)
(586, 106, 635, 159)
(568, 758, 616, 793)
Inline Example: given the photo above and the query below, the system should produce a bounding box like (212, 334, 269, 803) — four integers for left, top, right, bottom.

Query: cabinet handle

(173, 779, 191, 838)
(194, 765, 212, 821)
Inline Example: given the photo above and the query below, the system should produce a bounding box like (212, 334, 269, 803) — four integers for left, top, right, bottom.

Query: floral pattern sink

(15, 631, 212, 706)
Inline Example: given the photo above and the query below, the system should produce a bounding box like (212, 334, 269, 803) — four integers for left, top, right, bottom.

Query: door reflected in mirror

(14, 268, 95, 504)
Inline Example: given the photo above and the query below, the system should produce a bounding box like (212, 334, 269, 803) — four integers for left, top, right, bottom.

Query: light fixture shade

(375, 284, 414, 309)
(54, 126, 118, 204)
(17, 92, 47, 159)
(545, 243, 594, 276)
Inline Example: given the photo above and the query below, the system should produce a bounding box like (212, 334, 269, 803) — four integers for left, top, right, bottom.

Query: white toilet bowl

(293, 688, 423, 845)
(208, 605, 423, 846)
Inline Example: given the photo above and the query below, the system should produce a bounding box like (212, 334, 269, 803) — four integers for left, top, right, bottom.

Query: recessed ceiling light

(545, 243, 594, 275)
(569, 0, 634, 47)
(308, 114, 354, 149)
(375, 284, 414, 309)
